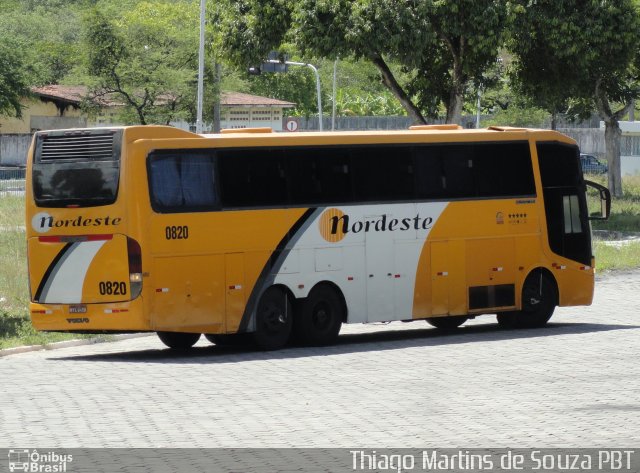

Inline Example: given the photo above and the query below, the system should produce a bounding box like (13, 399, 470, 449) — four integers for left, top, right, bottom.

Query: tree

(0, 39, 29, 120)
(510, 0, 640, 196)
(214, 0, 509, 124)
(83, 3, 199, 125)
(0, 2, 84, 86)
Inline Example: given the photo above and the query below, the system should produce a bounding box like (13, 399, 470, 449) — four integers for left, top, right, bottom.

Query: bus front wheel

(426, 316, 468, 330)
(252, 287, 293, 350)
(497, 271, 557, 328)
(157, 331, 201, 349)
(294, 284, 344, 346)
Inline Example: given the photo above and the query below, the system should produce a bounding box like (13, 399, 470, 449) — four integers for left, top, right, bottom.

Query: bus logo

(31, 212, 53, 234)
(319, 208, 347, 242)
(319, 207, 436, 243)
(30, 212, 122, 233)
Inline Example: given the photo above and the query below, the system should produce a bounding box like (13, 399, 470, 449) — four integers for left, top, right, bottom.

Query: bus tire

(497, 271, 557, 328)
(426, 315, 468, 330)
(294, 285, 344, 346)
(252, 286, 293, 350)
(157, 331, 201, 349)
(205, 333, 250, 346)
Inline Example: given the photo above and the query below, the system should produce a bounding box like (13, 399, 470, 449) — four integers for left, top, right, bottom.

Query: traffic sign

(285, 119, 299, 132)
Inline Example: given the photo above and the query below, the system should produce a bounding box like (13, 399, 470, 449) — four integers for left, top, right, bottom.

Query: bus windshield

(32, 130, 121, 208)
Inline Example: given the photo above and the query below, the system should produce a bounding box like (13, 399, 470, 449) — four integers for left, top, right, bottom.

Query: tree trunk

(603, 119, 623, 197)
(445, 57, 464, 124)
(440, 35, 466, 125)
(551, 112, 557, 130)
(445, 86, 463, 124)
(370, 54, 427, 124)
(594, 79, 631, 198)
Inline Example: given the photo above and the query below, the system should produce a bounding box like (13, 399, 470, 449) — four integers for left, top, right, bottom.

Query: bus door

(537, 143, 592, 267)
(365, 215, 395, 322)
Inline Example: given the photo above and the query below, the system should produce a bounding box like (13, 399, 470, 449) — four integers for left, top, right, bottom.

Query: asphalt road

(1, 270, 639, 449)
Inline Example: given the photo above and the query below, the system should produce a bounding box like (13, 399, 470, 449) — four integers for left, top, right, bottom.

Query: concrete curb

(0, 333, 153, 358)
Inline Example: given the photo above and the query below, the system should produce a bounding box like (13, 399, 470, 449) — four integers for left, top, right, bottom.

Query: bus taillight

(127, 237, 143, 299)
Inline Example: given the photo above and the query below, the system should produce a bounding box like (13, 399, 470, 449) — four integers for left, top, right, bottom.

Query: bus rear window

(32, 130, 121, 208)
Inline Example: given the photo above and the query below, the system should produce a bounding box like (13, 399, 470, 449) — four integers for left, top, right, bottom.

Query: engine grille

(39, 132, 116, 161)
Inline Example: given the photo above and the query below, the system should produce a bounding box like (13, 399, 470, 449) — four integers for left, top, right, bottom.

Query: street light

(260, 59, 323, 131)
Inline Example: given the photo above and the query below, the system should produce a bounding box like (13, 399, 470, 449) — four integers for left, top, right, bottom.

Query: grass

(594, 240, 640, 272)
(588, 174, 640, 233)
(0, 196, 106, 350)
(1, 174, 639, 349)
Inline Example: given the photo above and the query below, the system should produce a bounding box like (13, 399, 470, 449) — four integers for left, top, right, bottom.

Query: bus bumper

(30, 297, 150, 332)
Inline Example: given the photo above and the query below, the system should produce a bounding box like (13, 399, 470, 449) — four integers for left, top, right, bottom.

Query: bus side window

(352, 146, 414, 201)
(181, 155, 217, 207)
(563, 194, 583, 234)
(288, 149, 352, 204)
(442, 145, 474, 198)
(413, 146, 445, 199)
(150, 157, 182, 208)
(219, 149, 287, 208)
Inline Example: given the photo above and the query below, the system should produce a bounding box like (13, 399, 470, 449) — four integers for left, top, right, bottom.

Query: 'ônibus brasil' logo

(318, 208, 435, 243)
(31, 212, 122, 234)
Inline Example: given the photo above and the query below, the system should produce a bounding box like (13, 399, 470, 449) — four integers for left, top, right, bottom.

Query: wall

(0, 98, 85, 134)
(0, 134, 32, 166)
(1, 124, 638, 168)
(561, 128, 606, 155)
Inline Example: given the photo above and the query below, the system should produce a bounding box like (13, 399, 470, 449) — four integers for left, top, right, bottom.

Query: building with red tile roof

(0, 85, 296, 133)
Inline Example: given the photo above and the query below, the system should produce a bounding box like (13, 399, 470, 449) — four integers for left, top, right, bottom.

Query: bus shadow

(52, 321, 640, 364)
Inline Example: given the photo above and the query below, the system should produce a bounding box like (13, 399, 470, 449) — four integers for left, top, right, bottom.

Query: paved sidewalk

(1, 270, 639, 448)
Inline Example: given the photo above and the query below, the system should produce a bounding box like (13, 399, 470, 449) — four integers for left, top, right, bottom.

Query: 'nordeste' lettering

(37, 215, 122, 230)
(330, 213, 433, 235)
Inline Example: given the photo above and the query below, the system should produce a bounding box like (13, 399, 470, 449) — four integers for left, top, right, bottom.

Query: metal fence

(0, 167, 26, 197)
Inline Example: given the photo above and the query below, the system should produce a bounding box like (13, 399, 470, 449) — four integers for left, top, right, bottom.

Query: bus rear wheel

(294, 285, 343, 346)
(426, 316, 468, 330)
(497, 272, 557, 328)
(157, 331, 201, 349)
(252, 287, 293, 350)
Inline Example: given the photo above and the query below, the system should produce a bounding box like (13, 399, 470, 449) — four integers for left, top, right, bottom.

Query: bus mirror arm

(584, 180, 611, 220)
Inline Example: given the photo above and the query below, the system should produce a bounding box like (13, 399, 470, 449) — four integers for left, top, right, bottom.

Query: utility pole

(332, 59, 338, 131)
(195, 0, 205, 134)
(213, 62, 221, 133)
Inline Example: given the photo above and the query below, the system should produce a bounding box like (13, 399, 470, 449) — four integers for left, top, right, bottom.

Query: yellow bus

(26, 125, 610, 350)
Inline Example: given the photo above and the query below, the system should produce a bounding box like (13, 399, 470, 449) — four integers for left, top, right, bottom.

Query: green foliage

(0, 39, 29, 119)
(509, 0, 640, 196)
(83, 2, 199, 124)
(247, 67, 318, 116)
(483, 104, 549, 128)
(335, 90, 407, 116)
(0, 2, 84, 86)
(510, 0, 640, 114)
(215, 0, 509, 123)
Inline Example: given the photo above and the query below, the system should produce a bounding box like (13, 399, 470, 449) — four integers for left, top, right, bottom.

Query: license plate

(69, 305, 87, 314)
